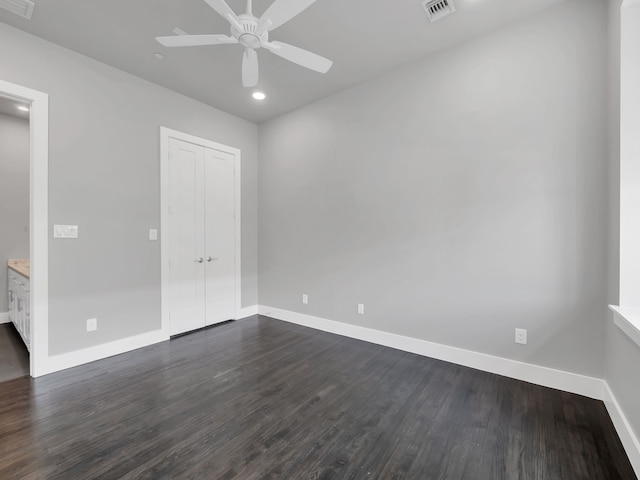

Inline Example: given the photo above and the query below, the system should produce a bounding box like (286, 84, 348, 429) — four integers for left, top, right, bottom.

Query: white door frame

(160, 127, 242, 337)
(0, 79, 49, 378)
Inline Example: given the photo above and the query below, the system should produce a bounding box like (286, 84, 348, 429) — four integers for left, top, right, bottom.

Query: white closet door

(204, 147, 236, 325)
(168, 138, 206, 335)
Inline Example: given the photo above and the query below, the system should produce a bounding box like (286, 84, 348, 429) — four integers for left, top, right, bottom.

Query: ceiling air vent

(0, 0, 35, 19)
(421, 0, 455, 23)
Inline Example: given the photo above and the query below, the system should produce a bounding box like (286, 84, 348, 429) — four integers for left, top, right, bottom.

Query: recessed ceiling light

(154, 53, 165, 60)
(252, 91, 266, 101)
(17, 105, 29, 112)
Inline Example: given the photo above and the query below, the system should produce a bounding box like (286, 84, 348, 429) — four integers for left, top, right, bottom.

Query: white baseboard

(237, 305, 258, 319)
(39, 329, 169, 377)
(37, 306, 260, 378)
(0, 312, 9, 324)
(603, 383, 640, 476)
(258, 305, 604, 400)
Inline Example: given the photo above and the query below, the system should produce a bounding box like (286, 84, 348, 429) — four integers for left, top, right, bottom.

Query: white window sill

(609, 305, 640, 349)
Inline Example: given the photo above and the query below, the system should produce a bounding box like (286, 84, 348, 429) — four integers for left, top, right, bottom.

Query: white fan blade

(259, 0, 317, 31)
(242, 49, 259, 87)
(264, 41, 332, 73)
(203, 0, 244, 32)
(156, 34, 237, 47)
(203, 0, 236, 20)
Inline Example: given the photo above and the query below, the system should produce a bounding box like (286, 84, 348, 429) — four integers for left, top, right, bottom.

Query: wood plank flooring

(0, 316, 635, 479)
(0, 323, 29, 382)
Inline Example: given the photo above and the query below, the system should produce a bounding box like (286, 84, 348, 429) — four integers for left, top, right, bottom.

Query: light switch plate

(53, 224, 79, 239)
(149, 229, 158, 241)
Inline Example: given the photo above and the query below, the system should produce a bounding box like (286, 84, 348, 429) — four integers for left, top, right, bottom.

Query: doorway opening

(0, 95, 30, 381)
(0, 79, 49, 378)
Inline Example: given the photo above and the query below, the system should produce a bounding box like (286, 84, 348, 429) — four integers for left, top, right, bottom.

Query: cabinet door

(10, 275, 20, 328)
(8, 274, 15, 323)
(16, 281, 25, 339)
(204, 147, 236, 325)
(168, 138, 207, 336)
(24, 279, 30, 349)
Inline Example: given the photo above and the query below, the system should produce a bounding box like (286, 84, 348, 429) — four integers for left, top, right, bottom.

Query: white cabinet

(7, 270, 30, 352)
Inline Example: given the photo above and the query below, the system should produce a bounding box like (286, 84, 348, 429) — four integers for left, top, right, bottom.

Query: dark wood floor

(0, 316, 635, 479)
(0, 323, 29, 383)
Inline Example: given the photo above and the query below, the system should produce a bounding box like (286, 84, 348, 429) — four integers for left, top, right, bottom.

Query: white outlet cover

(149, 229, 158, 241)
(357, 304, 365, 315)
(87, 318, 98, 332)
(302, 294, 308, 304)
(515, 328, 527, 345)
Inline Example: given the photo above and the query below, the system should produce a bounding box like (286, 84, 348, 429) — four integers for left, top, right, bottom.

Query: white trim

(0, 312, 9, 324)
(603, 382, 640, 476)
(0, 79, 49, 378)
(610, 305, 640, 349)
(237, 305, 258, 319)
(258, 305, 605, 400)
(234, 145, 242, 319)
(159, 127, 242, 338)
(39, 329, 168, 376)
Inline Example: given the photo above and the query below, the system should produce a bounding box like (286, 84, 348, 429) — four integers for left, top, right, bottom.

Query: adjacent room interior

(0, 0, 639, 478)
(0, 95, 30, 382)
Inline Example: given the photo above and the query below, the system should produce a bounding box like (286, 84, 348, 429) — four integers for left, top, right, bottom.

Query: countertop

(7, 259, 29, 279)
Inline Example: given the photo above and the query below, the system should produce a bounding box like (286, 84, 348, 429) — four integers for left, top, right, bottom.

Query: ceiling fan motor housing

(233, 15, 268, 49)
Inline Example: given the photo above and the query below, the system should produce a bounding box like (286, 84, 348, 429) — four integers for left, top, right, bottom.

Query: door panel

(204, 148, 236, 325)
(168, 138, 206, 335)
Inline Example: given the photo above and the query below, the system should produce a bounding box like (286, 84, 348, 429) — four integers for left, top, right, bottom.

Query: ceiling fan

(156, 0, 333, 87)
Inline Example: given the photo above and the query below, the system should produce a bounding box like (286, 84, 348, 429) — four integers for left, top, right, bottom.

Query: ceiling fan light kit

(156, 0, 333, 88)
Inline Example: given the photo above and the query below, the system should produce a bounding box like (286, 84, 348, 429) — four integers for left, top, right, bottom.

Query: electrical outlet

(302, 294, 308, 305)
(515, 328, 527, 345)
(87, 318, 98, 332)
(357, 304, 365, 315)
(149, 229, 158, 241)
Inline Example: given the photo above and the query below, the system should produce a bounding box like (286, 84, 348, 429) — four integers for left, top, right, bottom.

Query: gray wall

(604, 0, 640, 441)
(258, 0, 609, 377)
(0, 23, 258, 355)
(0, 112, 29, 313)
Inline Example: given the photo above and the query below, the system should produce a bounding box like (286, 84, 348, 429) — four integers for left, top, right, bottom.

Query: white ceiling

(0, 95, 30, 119)
(0, 0, 568, 123)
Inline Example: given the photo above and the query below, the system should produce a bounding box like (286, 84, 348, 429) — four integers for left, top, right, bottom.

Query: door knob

(207, 256, 219, 262)
(195, 257, 204, 263)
